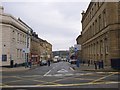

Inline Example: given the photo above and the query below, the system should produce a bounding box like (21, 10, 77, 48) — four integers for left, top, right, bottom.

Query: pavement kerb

(81, 69, 119, 72)
(70, 64, 120, 72)
(1, 67, 30, 72)
(0, 65, 39, 72)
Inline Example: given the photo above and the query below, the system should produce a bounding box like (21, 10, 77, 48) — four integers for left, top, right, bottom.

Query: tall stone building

(77, 2, 120, 67)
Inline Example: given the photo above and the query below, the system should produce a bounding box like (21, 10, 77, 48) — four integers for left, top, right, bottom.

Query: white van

(53, 56, 59, 63)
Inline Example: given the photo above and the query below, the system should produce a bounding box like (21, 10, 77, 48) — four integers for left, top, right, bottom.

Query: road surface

(1, 61, 120, 90)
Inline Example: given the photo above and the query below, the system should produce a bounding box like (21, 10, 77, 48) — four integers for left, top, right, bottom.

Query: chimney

(81, 10, 85, 17)
(0, 6, 4, 14)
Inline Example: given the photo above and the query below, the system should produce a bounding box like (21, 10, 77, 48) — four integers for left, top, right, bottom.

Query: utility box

(111, 59, 120, 70)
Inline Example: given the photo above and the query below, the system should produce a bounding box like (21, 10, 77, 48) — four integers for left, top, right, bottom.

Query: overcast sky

(2, 0, 91, 51)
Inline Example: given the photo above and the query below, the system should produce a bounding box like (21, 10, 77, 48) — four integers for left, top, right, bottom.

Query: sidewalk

(0, 66, 30, 72)
(0, 64, 39, 72)
(70, 63, 119, 72)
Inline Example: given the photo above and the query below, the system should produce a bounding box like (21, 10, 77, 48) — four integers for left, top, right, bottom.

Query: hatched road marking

(0, 81, 120, 88)
(1, 72, 119, 88)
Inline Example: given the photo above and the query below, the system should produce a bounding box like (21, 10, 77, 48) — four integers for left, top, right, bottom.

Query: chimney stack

(81, 10, 85, 17)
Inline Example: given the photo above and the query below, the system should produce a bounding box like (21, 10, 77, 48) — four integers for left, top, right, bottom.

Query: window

(100, 40, 104, 55)
(20, 34, 22, 43)
(20, 49, 22, 58)
(103, 9, 107, 28)
(90, 26, 92, 37)
(17, 33, 19, 43)
(93, 23, 95, 35)
(105, 38, 108, 54)
(92, 8, 93, 18)
(94, 3, 97, 13)
(95, 19, 97, 34)
(2, 55, 7, 61)
(99, 15, 101, 31)
(96, 42, 99, 54)
(90, 12, 92, 19)
(17, 49, 19, 58)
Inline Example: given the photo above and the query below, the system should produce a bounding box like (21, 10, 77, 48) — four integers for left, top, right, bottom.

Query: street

(1, 61, 120, 90)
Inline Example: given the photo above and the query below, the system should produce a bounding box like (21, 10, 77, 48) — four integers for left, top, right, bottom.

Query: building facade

(30, 31, 40, 65)
(40, 40, 52, 60)
(79, 2, 120, 66)
(0, 7, 31, 66)
(0, 6, 52, 66)
(30, 32, 53, 64)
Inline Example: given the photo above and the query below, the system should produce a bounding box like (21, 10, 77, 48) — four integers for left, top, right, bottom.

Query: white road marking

(70, 67, 74, 71)
(57, 69, 68, 73)
(43, 66, 57, 76)
(54, 74, 63, 76)
(45, 73, 74, 77)
(43, 70, 52, 76)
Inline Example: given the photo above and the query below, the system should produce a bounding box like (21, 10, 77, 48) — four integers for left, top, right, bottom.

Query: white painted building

(0, 6, 31, 66)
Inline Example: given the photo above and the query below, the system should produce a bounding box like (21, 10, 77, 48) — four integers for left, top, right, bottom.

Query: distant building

(41, 40, 52, 60)
(52, 50, 69, 59)
(76, 35, 82, 60)
(77, 2, 120, 67)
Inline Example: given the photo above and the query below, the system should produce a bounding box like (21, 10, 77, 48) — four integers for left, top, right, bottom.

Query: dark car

(40, 60, 47, 66)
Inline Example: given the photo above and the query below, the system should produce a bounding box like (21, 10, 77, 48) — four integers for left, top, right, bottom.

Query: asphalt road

(1, 61, 120, 90)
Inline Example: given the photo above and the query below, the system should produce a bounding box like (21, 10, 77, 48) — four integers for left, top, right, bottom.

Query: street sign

(74, 44, 81, 51)
(22, 48, 30, 53)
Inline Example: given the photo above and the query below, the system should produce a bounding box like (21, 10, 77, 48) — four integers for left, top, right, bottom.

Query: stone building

(30, 32, 53, 64)
(0, 6, 52, 66)
(40, 40, 52, 60)
(30, 31, 40, 65)
(78, 2, 120, 66)
(0, 7, 31, 66)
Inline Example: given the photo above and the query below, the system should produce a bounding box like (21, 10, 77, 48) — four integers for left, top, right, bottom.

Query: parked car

(69, 59, 77, 64)
(40, 60, 47, 66)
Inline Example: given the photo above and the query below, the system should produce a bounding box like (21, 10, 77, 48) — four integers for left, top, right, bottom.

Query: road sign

(22, 48, 30, 53)
(74, 44, 81, 51)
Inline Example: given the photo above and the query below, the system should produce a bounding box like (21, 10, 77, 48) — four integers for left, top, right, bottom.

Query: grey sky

(2, 1, 90, 51)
